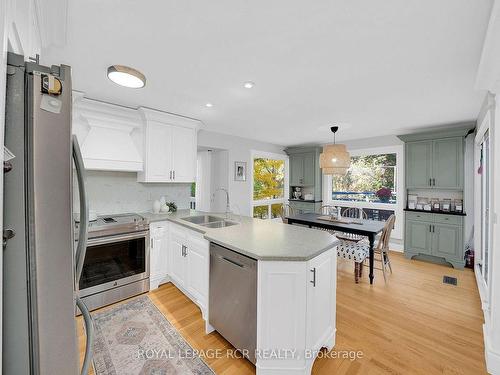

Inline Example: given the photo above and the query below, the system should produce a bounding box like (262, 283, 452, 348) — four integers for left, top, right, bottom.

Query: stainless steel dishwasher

(209, 242, 257, 364)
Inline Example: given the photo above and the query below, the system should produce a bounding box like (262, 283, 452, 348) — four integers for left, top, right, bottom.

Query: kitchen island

(141, 210, 339, 375)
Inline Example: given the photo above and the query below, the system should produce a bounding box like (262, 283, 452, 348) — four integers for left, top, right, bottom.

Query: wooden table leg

(369, 234, 375, 284)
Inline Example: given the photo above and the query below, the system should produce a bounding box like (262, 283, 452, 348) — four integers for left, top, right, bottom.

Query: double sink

(181, 215, 239, 229)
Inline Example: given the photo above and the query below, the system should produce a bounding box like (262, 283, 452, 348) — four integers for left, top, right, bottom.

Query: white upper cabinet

(138, 107, 199, 183)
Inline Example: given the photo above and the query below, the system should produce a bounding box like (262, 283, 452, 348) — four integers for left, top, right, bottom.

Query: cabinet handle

(172, 170, 175, 180)
(429, 225, 432, 232)
(432, 178, 435, 186)
(432, 225, 435, 233)
(429, 178, 432, 186)
(182, 245, 187, 257)
(310, 268, 316, 287)
(169, 170, 172, 180)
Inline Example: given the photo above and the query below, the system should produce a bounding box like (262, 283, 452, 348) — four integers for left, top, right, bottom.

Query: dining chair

(279, 204, 295, 224)
(335, 208, 368, 242)
(337, 214, 395, 283)
(365, 214, 396, 283)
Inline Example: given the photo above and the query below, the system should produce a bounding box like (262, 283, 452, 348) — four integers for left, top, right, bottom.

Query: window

(252, 154, 287, 220)
(332, 153, 397, 203)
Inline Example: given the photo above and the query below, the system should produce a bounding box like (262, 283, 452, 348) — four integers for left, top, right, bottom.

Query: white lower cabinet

(168, 224, 188, 288)
(167, 223, 209, 315)
(149, 221, 169, 290)
(305, 249, 336, 351)
(256, 248, 336, 375)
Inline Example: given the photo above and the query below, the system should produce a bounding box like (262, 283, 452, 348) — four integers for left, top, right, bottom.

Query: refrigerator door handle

(73, 136, 89, 283)
(76, 296, 94, 375)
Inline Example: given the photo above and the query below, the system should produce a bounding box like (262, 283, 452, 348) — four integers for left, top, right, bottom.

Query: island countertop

(139, 209, 340, 261)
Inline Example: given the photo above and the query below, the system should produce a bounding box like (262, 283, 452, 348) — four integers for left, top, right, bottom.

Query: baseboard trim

(484, 325, 500, 374)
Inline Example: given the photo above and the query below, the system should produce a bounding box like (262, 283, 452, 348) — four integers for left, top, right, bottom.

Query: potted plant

(375, 187, 392, 203)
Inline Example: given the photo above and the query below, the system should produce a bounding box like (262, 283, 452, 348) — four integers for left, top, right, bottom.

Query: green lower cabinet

(406, 220, 433, 254)
(404, 213, 464, 269)
(432, 224, 462, 260)
(289, 201, 322, 214)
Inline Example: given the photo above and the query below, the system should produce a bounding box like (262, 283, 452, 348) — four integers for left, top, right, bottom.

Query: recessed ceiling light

(205, 103, 213, 108)
(107, 65, 146, 88)
(243, 81, 255, 89)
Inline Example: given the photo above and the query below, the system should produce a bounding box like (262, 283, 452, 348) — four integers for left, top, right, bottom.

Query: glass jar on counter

(454, 199, 463, 213)
(431, 198, 440, 212)
(441, 199, 451, 212)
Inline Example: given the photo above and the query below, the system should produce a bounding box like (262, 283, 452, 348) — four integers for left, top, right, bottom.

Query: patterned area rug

(92, 295, 214, 375)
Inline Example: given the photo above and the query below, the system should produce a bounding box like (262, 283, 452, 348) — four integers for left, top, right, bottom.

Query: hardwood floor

(78, 252, 487, 374)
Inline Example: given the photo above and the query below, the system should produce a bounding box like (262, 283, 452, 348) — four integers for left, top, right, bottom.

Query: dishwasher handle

(221, 256, 245, 268)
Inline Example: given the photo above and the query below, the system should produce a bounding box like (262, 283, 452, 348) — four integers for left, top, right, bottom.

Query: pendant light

(319, 126, 351, 175)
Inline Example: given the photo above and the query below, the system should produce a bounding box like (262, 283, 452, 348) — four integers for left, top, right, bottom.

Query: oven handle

(87, 231, 150, 247)
(73, 136, 89, 284)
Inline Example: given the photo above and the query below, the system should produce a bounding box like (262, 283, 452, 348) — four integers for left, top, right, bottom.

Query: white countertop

(139, 209, 339, 261)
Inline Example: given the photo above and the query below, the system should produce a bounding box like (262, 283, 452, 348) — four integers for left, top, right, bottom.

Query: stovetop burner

(76, 213, 148, 239)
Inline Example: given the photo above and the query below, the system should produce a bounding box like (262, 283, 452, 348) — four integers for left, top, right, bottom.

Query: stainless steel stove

(77, 213, 150, 311)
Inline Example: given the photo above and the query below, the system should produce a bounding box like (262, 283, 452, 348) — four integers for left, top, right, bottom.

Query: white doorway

(195, 148, 229, 213)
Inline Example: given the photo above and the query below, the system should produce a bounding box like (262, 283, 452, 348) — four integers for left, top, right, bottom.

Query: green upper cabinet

(289, 152, 316, 186)
(406, 141, 432, 188)
(303, 152, 315, 186)
(405, 137, 464, 190)
(290, 154, 305, 185)
(433, 138, 463, 189)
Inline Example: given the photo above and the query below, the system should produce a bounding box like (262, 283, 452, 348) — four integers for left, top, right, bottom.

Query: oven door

(79, 231, 150, 298)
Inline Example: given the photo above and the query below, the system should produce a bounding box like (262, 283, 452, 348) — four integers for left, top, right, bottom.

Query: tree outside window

(332, 153, 397, 203)
(253, 157, 286, 219)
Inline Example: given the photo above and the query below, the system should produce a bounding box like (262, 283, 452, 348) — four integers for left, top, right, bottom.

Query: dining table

(286, 212, 386, 284)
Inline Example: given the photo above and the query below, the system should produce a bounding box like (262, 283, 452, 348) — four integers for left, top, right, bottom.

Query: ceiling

(46, 0, 492, 146)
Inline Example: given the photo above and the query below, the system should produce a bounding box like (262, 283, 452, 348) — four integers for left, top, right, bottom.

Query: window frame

(250, 150, 289, 220)
(323, 145, 404, 240)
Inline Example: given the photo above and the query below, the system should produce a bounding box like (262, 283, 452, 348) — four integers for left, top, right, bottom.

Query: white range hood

(72, 92, 143, 171)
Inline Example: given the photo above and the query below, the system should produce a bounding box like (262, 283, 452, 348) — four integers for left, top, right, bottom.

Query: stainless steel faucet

(212, 188, 230, 218)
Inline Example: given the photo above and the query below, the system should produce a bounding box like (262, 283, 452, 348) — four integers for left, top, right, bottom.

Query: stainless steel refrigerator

(3, 53, 93, 375)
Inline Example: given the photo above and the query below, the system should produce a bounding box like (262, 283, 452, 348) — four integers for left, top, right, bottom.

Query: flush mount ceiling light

(205, 103, 213, 108)
(243, 81, 255, 89)
(107, 65, 146, 88)
(319, 126, 351, 175)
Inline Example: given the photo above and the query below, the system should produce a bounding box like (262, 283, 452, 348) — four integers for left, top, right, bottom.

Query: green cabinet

(433, 138, 463, 189)
(285, 146, 323, 206)
(290, 153, 315, 186)
(290, 154, 304, 186)
(406, 220, 433, 254)
(406, 141, 432, 188)
(404, 212, 464, 269)
(289, 200, 322, 214)
(405, 137, 463, 190)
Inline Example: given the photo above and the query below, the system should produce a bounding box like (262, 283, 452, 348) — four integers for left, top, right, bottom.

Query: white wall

(74, 171, 191, 215)
(198, 130, 286, 216)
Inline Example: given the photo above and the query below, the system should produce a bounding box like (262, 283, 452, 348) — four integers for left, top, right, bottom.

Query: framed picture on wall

(234, 161, 247, 181)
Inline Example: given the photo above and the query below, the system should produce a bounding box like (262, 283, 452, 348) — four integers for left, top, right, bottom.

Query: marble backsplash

(74, 171, 192, 215)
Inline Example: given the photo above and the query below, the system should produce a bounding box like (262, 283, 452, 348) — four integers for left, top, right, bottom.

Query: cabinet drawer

(433, 214, 462, 226)
(406, 211, 433, 222)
